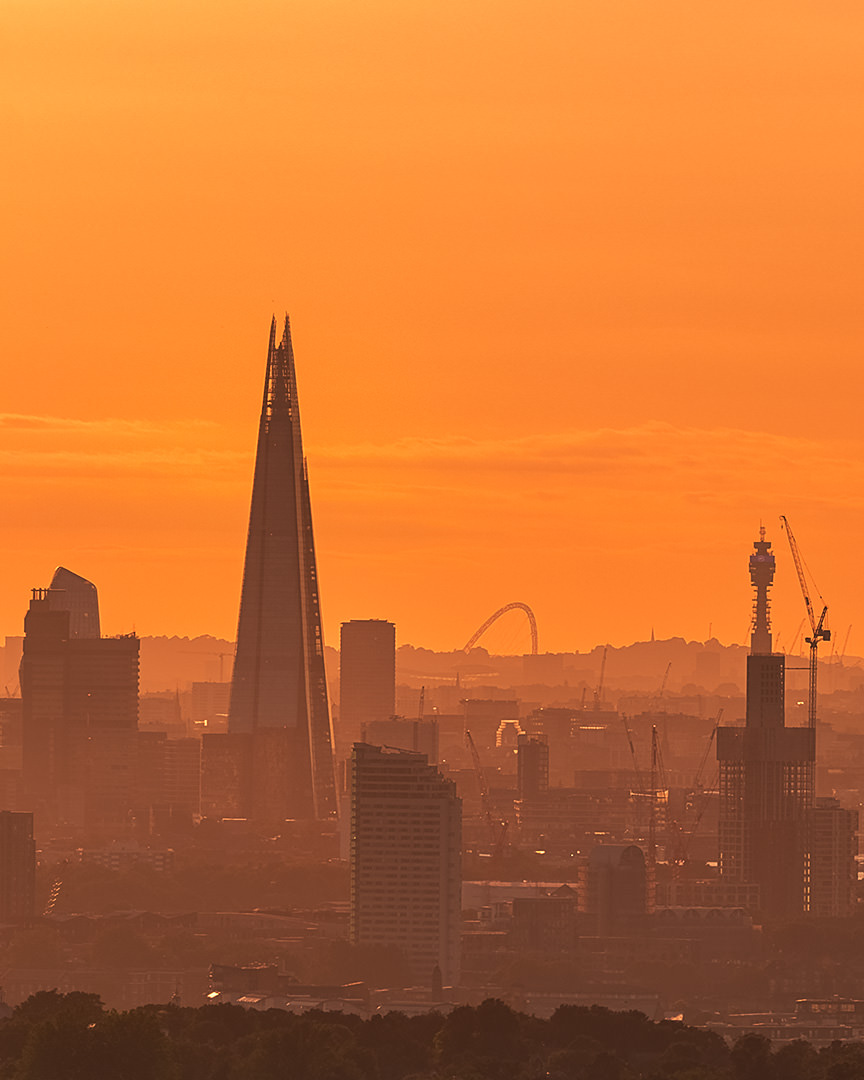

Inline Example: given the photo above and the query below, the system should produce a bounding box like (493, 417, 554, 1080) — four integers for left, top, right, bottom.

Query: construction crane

(789, 617, 806, 656)
(593, 645, 608, 711)
(780, 516, 830, 729)
(691, 710, 722, 797)
(622, 713, 656, 855)
(838, 625, 852, 666)
(650, 724, 691, 873)
(465, 729, 509, 858)
(621, 714, 645, 795)
(651, 662, 672, 712)
(649, 726, 660, 870)
(187, 650, 234, 682)
(678, 709, 723, 866)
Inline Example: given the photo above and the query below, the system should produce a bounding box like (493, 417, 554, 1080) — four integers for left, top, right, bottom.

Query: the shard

(227, 316, 336, 820)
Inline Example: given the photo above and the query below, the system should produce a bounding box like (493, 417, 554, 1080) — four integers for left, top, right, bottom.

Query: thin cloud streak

(311, 423, 863, 473)
(0, 413, 219, 436)
(3, 417, 862, 515)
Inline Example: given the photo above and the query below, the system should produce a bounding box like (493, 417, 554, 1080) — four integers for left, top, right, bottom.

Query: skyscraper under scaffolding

(203, 318, 336, 822)
(716, 530, 814, 919)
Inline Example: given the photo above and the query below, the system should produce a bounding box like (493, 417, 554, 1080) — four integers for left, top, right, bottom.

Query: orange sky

(2, 1, 864, 654)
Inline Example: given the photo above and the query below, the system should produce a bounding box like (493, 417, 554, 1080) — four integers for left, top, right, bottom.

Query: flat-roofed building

(810, 797, 858, 918)
(350, 743, 461, 986)
(339, 620, 396, 752)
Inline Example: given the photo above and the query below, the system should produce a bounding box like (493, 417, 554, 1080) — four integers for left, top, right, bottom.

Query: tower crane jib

(780, 516, 830, 730)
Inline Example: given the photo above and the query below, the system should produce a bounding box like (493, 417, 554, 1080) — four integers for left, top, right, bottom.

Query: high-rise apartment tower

(20, 570, 139, 831)
(350, 743, 461, 986)
(223, 317, 336, 821)
(810, 797, 858, 918)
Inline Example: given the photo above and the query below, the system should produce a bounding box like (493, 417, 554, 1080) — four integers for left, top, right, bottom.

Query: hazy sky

(2, 1, 863, 653)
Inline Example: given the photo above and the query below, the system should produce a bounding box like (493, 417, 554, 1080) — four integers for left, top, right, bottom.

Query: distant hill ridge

(134, 634, 861, 697)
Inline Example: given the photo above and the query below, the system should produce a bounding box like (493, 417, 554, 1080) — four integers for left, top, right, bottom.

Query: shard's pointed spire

(260, 316, 278, 412)
(261, 314, 298, 435)
(228, 316, 336, 821)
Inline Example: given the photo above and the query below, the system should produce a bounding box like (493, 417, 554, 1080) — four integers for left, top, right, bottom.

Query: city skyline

(3, 4, 864, 653)
(3, 0, 864, 1042)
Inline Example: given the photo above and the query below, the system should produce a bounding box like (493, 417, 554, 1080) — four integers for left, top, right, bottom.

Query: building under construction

(716, 530, 815, 919)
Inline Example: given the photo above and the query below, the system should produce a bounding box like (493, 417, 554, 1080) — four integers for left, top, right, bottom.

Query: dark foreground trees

(0, 990, 860, 1079)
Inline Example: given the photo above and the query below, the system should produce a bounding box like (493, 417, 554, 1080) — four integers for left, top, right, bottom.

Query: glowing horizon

(2, 2, 862, 656)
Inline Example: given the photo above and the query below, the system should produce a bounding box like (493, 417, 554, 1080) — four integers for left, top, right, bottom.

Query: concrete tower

(748, 526, 774, 655)
(717, 531, 814, 919)
(338, 619, 396, 752)
(227, 317, 336, 821)
(350, 743, 461, 986)
(746, 526, 785, 729)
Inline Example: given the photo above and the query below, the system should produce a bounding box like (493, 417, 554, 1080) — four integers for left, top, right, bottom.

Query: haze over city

(4, 2, 864, 1072)
(4, 2, 864, 652)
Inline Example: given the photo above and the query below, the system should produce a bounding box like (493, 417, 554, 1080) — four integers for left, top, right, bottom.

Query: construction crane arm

(780, 515, 816, 634)
(593, 645, 608, 710)
(693, 710, 721, 791)
(465, 730, 509, 857)
(781, 515, 830, 729)
(621, 715, 644, 794)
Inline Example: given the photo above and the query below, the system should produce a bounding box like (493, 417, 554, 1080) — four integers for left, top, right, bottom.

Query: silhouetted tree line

(1, 990, 863, 1079)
